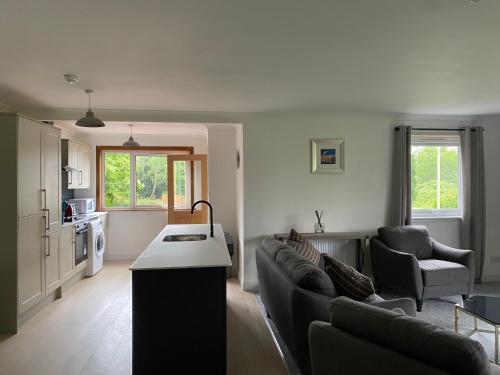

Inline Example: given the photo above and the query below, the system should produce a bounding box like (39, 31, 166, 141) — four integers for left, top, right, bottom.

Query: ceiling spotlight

(469, 0, 480, 3)
(64, 74, 79, 84)
(75, 89, 106, 128)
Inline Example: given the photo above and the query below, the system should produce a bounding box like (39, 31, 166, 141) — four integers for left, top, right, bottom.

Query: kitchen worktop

(130, 223, 232, 271)
(62, 211, 108, 227)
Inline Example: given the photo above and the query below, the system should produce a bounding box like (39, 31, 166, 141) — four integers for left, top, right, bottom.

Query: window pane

(411, 146, 438, 209)
(439, 146, 459, 209)
(136, 155, 167, 206)
(104, 153, 131, 207)
(173, 160, 188, 209)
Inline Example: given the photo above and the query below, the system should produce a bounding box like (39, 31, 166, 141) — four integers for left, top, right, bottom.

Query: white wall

(207, 125, 238, 275)
(240, 113, 480, 290)
(73, 132, 208, 260)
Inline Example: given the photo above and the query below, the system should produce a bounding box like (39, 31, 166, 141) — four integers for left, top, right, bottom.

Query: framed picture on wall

(311, 139, 345, 174)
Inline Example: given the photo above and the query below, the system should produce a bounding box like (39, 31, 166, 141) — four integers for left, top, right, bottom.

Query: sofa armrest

(432, 240, 475, 295)
(370, 237, 423, 299)
(368, 297, 416, 317)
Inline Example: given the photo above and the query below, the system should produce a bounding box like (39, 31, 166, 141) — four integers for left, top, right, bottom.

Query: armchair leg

(416, 299, 423, 312)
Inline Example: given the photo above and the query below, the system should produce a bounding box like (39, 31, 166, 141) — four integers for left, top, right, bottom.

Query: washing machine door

(95, 231, 105, 257)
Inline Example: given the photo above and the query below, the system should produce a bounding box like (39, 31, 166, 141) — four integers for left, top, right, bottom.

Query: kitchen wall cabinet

(0, 113, 61, 333)
(62, 140, 91, 189)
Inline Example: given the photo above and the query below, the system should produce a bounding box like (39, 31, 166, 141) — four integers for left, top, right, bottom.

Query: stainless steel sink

(163, 234, 208, 242)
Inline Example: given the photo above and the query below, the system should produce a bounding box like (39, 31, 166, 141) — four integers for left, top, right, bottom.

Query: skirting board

(104, 252, 141, 260)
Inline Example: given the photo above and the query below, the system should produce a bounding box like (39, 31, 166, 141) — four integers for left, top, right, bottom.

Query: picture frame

(311, 139, 345, 174)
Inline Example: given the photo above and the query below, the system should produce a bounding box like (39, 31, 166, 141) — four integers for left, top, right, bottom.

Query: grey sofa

(371, 225, 474, 311)
(309, 297, 500, 375)
(256, 238, 416, 375)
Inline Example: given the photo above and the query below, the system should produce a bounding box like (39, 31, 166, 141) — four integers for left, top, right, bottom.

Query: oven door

(75, 228, 88, 265)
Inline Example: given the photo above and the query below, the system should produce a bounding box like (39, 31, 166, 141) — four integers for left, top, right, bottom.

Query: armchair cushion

(378, 225, 433, 259)
(418, 259, 469, 286)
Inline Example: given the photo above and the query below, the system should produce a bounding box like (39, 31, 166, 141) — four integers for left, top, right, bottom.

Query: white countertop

(62, 211, 108, 227)
(130, 224, 232, 271)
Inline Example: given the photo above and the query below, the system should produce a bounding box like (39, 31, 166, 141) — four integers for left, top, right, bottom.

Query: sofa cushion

(329, 297, 490, 375)
(276, 248, 337, 298)
(261, 238, 290, 260)
(321, 254, 375, 301)
(378, 225, 433, 259)
(287, 228, 321, 265)
(418, 259, 469, 286)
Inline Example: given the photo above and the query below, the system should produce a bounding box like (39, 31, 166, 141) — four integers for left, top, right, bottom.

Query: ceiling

(55, 121, 208, 135)
(1, 0, 500, 115)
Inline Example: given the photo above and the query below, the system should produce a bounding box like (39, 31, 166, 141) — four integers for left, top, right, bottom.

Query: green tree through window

(411, 145, 459, 212)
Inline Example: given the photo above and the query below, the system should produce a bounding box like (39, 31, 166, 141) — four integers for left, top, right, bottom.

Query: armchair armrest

(370, 237, 423, 299)
(368, 297, 416, 317)
(432, 240, 475, 294)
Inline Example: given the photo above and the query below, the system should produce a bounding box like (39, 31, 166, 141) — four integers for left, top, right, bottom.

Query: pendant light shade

(123, 124, 140, 147)
(75, 89, 106, 128)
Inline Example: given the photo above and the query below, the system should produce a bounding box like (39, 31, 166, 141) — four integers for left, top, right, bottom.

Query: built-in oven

(75, 221, 89, 265)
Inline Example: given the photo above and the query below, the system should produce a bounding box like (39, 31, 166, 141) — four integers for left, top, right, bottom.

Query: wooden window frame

(96, 146, 194, 211)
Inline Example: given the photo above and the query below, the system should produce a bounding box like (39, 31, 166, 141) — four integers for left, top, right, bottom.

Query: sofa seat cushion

(276, 248, 337, 298)
(418, 259, 469, 286)
(378, 225, 433, 259)
(287, 228, 321, 265)
(329, 297, 491, 375)
(321, 254, 375, 301)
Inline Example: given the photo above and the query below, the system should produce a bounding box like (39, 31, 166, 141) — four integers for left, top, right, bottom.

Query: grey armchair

(370, 225, 474, 311)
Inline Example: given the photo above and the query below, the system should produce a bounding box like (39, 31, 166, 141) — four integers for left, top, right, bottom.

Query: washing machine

(86, 218, 105, 276)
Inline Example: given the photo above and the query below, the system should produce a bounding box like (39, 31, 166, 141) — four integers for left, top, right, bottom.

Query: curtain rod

(395, 127, 483, 132)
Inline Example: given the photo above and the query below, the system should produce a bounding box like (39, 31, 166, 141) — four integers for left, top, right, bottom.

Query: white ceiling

(1, 0, 500, 115)
(55, 121, 208, 135)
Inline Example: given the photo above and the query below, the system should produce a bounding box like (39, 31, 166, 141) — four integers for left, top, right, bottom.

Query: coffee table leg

(455, 306, 459, 332)
(474, 317, 478, 331)
(496, 326, 499, 365)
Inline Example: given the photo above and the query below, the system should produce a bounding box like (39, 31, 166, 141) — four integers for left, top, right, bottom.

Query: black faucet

(191, 200, 214, 238)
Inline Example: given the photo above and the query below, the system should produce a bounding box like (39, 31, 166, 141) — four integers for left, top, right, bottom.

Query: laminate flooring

(0, 261, 287, 375)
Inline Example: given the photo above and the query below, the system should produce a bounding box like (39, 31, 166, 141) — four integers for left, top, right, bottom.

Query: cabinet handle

(41, 189, 47, 210)
(43, 209, 50, 231)
(43, 235, 50, 256)
(79, 171, 83, 185)
(69, 171, 73, 185)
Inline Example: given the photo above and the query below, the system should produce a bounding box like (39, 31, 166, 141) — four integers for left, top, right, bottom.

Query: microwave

(68, 198, 96, 214)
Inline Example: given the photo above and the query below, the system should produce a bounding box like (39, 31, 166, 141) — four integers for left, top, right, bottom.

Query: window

(411, 132, 461, 217)
(97, 146, 193, 210)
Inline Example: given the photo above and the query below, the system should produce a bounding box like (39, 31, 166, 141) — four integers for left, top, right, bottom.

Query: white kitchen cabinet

(0, 113, 62, 333)
(44, 126, 61, 231)
(60, 225, 76, 282)
(44, 229, 61, 295)
(17, 117, 43, 218)
(62, 140, 91, 189)
(18, 215, 45, 314)
(79, 144, 91, 188)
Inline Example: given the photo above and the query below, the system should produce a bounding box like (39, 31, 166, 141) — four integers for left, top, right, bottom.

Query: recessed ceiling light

(64, 74, 79, 84)
(469, 0, 480, 4)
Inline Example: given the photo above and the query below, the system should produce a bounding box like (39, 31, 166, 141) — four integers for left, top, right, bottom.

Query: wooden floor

(0, 261, 287, 375)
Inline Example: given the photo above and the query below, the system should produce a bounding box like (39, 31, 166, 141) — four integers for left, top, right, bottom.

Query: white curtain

(461, 127, 485, 282)
(389, 126, 412, 226)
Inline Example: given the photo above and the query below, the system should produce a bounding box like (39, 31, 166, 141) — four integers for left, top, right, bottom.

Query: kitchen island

(130, 223, 232, 375)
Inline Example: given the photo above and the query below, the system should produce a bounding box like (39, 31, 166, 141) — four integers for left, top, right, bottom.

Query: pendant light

(123, 124, 140, 147)
(75, 89, 106, 127)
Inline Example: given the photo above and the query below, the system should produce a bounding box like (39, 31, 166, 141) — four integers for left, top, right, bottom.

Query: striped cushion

(287, 229, 321, 265)
(322, 254, 375, 301)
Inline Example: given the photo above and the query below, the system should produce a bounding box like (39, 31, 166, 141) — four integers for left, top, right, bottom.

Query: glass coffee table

(455, 296, 500, 364)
